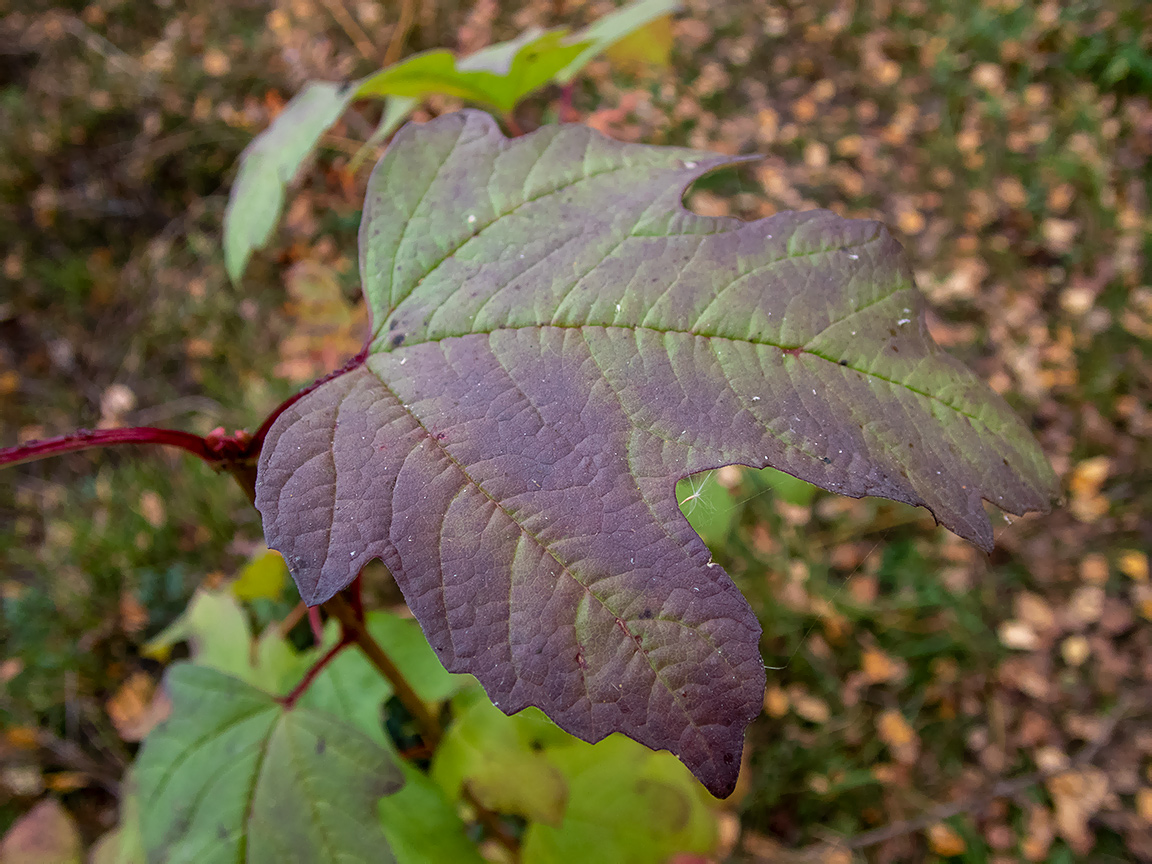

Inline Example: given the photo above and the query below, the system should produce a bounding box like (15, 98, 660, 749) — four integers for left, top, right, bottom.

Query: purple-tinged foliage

(256, 111, 1057, 796)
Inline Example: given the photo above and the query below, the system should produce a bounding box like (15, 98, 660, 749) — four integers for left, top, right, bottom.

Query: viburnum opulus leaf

(255, 111, 1057, 797)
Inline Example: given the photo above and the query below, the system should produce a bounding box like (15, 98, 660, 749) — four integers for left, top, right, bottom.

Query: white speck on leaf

(400, 357, 407, 365)
(683, 160, 697, 169)
(897, 318, 911, 325)
(467, 214, 476, 224)
(752, 396, 760, 401)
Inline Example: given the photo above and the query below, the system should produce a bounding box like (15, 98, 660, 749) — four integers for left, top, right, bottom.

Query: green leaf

(355, 29, 587, 114)
(522, 735, 717, 864)
(676, 470, 736, 549)
(296, 634, 394, 745)
(141, 588, 305, 692)
(432, 693, 569, 826)
(141, 587, 251, 676)
(364, 611, 472, 704)
(555, 0, 683, 83)
(135, 664, 403, 864)
(379, 762, 486, 864)
(759, 465, 818, 507)
(223, 82, 355, 283)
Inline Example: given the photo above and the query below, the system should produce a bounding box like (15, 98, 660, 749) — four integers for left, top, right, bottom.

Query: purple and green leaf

(255, 111, 1057, 796)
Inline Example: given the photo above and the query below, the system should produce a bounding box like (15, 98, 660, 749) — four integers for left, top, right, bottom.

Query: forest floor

(1, 0, 1151, 861)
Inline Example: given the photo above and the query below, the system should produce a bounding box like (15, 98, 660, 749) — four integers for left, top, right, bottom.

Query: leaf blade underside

(256, 111, 1057, 796)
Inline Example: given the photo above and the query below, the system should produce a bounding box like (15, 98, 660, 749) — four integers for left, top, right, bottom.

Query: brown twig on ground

(319, 0, 379, 62)
(32, 729, 123, 796)
(384, 0, 416, 66)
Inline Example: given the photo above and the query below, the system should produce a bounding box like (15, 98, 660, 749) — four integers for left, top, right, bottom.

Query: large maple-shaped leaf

(255, 111, 1057, 796)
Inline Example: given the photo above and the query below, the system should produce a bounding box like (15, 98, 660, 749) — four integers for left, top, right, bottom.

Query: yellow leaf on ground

(861, 647, 904, 684)
(927, 821, 966, 857)
(790, 689, 830, 724)
(1119, 550, 1148, 582)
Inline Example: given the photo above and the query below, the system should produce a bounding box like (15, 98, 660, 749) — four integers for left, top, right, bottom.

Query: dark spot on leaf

(316, 737, 326, 754)
(838, 359, 849, 366)
(529, 739, 544, 752)
(891, 345, 899, 352)
(391, 333, 405, 347)
(724, 752, 734, 764)
(389, 319, 399, 331)
(336, 81, 352, 95)
(821, 457, 832, 464)
(640, 608, 653, 619)
(781, 346, 803, 357)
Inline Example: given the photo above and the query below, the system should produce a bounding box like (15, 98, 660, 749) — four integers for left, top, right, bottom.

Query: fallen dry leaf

(1048, 767, 1110, 854)
(927, 821, 966, 856)
(0, 797, 81, 864)
(105, 671, 170, 742)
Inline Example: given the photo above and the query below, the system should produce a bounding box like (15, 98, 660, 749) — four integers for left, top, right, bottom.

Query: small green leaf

(555, 0, 683, 83)
(232, 547, 288, 601)
(141, 588, 251, 677)
(355, 30, 587, 114)
(379, 762, 486, 864)
(223, 82, 355, 283)
(432, 693, 569, 826)
(522, 735, 718, 864)
(141, 588, 305, 692)
(136, 665, 403, 864)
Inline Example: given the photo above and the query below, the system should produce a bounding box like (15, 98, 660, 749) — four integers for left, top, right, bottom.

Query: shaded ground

(1, 0, 1150, 860)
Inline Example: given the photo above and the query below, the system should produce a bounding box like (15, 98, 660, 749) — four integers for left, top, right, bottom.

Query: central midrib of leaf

(359, 359, 740, 734)
(367, 183, 1003, 434)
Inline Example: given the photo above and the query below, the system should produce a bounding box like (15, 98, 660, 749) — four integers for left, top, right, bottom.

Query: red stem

(278, 634, 352, 709)
(307, 606, 325, 646)
(0, 427, 214, 469)
(559, 82, 577, 123)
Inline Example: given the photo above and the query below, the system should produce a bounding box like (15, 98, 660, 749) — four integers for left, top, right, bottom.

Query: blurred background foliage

(1, 0, 1150, 861)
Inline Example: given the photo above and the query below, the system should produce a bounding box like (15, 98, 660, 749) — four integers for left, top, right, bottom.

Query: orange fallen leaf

(927, 821, 966, 857)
